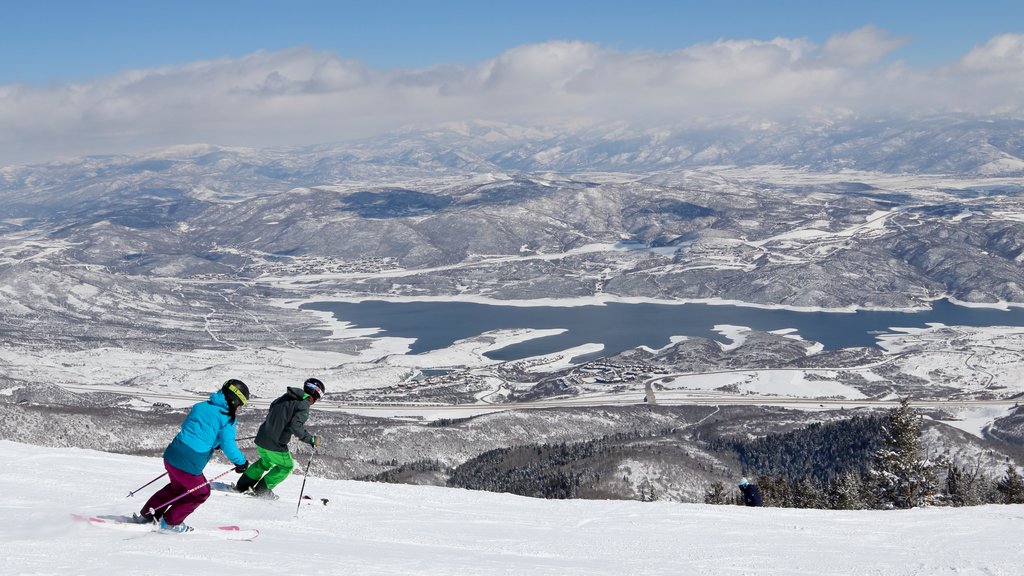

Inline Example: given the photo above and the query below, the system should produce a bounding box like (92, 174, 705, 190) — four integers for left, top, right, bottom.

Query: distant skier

(739, 477, 763, 507)
(234, 377, 325, 500)
(133, 379, 251, 532)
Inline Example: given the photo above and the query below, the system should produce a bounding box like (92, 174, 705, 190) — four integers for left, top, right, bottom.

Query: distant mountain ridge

(3, 115, 1023, 198)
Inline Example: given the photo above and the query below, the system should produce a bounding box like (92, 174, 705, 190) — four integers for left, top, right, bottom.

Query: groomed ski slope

(0, 440, 1020, 576)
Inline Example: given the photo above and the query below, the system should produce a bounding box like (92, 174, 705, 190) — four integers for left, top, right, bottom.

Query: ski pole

(295, 446, 317, 517)
(147, 467, 235, 517)
(127, 472, 167, 498)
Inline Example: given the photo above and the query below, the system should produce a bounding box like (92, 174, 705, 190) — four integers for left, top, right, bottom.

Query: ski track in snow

(0, 441, 1021, 576)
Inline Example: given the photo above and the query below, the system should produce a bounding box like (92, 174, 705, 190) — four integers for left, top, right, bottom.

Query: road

(57, 381, 1019, 419)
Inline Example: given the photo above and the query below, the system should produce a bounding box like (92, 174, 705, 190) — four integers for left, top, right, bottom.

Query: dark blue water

(301, 299, 1024, 363)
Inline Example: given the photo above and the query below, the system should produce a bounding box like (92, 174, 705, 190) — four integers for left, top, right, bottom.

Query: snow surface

(659, 370, 868, 400)
(2, 440, 1022, 576)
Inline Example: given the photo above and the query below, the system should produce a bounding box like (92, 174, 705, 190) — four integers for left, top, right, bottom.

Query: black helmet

(303, 377, 325, 401)
(222, 379, 250, 409)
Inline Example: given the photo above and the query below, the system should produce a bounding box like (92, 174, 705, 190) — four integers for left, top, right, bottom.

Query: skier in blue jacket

(134, 379, 251, 532)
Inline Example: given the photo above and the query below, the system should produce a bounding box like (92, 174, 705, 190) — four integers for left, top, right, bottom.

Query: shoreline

(279, 292, 1024, 314)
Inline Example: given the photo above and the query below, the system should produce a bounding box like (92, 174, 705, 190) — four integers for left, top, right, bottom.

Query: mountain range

(2, 114, 1024, 502)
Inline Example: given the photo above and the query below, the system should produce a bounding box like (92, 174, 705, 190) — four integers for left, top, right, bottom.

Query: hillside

(1, 440, 1021, 575)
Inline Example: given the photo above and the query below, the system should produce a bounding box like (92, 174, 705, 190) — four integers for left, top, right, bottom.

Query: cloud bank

(2, 26, 1023, 165)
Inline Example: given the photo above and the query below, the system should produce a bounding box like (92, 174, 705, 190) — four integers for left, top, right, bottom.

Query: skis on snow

(71, 514, 260, 541)
(209, 481, 330, 506)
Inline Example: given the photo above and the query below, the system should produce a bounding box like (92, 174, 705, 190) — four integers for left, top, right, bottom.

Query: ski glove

(309, 435, 323, 447)
(234, 460, 249, 473)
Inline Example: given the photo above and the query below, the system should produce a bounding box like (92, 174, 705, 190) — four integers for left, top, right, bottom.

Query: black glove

(234, 460, 249, 473)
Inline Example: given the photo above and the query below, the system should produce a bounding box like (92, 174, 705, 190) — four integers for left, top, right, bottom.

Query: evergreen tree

(944, 463, 968, 507)
(756, 475, 790, 508)
(868, 398, 938, 509)
(703, 481, 730, 505)
(729, 415, 885, 484)
(995, 463, 1024, 504)
(828, 472, 866, 510)
(792, 477, 825, 509)
(941, 462, 992, 507)
(976, 473, 1001, 504)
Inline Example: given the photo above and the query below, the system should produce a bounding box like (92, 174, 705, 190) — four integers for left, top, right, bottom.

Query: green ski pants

(242, 446, 294, 490)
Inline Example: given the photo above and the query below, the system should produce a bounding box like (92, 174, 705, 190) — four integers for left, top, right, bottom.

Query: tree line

(704, 399, 1024, 509)
(447, 428, 678, 499)
(358, 399, 1024, 508)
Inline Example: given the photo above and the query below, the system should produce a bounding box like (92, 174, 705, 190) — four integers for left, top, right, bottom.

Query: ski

(209, 480, 245, 494)
(209, 481, 329, 505)
(208, 481, 268, 499)
(71, 513, 260, 541)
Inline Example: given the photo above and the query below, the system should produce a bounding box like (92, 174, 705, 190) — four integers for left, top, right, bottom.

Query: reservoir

(302, 299, 1024, 363)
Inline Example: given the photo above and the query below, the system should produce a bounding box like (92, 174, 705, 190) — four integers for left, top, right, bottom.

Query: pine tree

(942, 461, 991, 507)
(792, 477, 825, 509)
(995, 463, 1024, 504)
(703, 481, 730, 505)
(868, 398, 938, 509)
(756, 475, 790, 508)
(944, 464, 968, 507)
(828, 472, 866, 510)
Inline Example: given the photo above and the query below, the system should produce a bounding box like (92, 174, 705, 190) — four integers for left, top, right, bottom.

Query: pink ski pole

(147, 467, 235, 517)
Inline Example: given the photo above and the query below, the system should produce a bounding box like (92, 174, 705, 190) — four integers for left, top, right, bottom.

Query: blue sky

(3, 0, 1022, 84)
(1, 0, 1023, 164)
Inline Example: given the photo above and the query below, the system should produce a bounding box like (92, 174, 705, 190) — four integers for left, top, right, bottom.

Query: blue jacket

(163, 391, 247, 475)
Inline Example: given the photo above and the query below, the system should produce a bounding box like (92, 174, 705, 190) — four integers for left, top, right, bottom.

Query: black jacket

(740, 483, 763, 507)
(254, 387, 314, 452)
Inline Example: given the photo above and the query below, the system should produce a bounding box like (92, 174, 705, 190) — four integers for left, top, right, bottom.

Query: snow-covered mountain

(2, 115, 1024, 507)
(4, 115, 1024, 198)
(3, 440, 1022, 576)
(4, 139, 1024, 321)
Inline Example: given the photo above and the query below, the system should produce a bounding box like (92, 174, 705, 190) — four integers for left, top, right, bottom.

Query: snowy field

(1, 440, 1021, 576)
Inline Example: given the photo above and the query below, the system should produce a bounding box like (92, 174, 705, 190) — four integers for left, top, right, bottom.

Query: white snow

(659, 370, 868, 400)
(935, 405, 1017, 438)
(712, 324, 749, 350)
(2, 440, 1021, 575)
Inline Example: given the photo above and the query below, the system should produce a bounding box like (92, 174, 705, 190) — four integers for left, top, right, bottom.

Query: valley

(2, 125, 1024, 502)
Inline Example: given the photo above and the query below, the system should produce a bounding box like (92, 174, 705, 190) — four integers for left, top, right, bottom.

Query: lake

(301, 299, 1024, 363)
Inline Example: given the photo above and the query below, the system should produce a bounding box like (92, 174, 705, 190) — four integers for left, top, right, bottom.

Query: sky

(4, 440, 1023, 575)
(1, 0, 1023, 165)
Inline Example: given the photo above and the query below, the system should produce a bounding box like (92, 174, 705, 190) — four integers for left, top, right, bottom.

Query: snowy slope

(0, 441, 1021, 576)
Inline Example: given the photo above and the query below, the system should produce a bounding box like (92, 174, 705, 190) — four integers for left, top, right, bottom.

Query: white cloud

(2, 28, 1023, 165)
(821, 25, 906, 67)
(959, 33, 1024, 71)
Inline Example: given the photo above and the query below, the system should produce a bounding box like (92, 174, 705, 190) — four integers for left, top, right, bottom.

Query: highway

(56, 381, 1018, 419)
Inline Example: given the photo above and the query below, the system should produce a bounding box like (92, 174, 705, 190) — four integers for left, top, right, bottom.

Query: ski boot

(235, 472, 258, 494)
(159, 518, 193, 533)
(253, 479, 280, 501)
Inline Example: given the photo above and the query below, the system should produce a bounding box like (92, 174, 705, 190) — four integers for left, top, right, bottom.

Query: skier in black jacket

(234, 378, 325, 499)
(739, 477, 763, 507)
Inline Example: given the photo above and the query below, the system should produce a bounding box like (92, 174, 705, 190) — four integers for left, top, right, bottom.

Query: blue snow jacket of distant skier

(162, 390, 247, 475)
